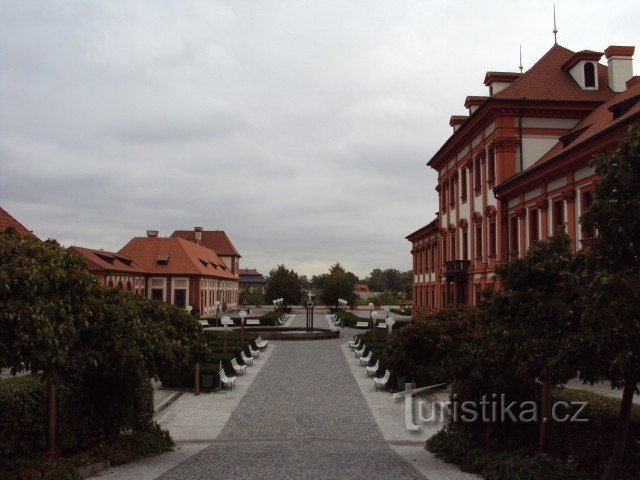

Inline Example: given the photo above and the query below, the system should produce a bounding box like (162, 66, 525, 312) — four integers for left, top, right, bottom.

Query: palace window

(461, 167, 467, 200)
(488, 222, 496, 256)
(487, 149, 495, 182)
(509, 216, 519, 253)
(581, 189, 595, 238)
(553, 199, 564, 234)
(474, 157, 481, 190)
(462, 231, 468, 261)
(475, 225, 482, 259)
(529, 209, 539, 244)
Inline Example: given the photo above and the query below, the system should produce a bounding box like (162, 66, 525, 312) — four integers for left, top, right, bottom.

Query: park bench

(249, 345, 260, 358)
(198, 319, 209, 326)
(366, 359, 380, 377)
(376, 322, 387, 329)
(354, 345, 367, 358)
(374, 370, 391, 390)
(359, 351, 373, 366)
(220, 367, 236, 389)
(355, 321, 369, 328)
(278, 314, 287, 325)
(255, 336, 269, 350)
(231, 358, 246, 375)
(246, 319, 261, 326)
(348, 337, 361, 349)
(241, 350, 254, 366)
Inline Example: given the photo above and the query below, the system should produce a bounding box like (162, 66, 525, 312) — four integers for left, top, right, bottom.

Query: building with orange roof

(119, 230, 239, 315)
(0, 206, 38, 239)
(408, 42, 638, 315)
(239, 268, 267, 294)
(171, 228, 241, 275)
(70, 246, 147, 295)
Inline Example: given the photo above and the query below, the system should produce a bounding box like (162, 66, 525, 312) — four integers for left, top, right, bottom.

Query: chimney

(146, 230, 159, 238)
(194, 226, 203, 243)
(605, 45, 635, 92)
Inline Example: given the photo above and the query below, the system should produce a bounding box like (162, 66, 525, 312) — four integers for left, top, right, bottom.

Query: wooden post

(194, 362, 200, 395)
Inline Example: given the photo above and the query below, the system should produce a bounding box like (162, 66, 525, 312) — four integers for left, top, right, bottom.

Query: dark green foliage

(265, 265, 303, 305)
(427, 388, 640, 480)
(319, 263, 356, 306)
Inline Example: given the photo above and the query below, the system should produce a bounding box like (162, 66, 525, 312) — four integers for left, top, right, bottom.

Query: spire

(519, 45, 523, 73)
(553, 4, 558, 45)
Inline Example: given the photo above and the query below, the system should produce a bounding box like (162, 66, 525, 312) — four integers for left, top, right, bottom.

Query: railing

(445, 260, 470, 274)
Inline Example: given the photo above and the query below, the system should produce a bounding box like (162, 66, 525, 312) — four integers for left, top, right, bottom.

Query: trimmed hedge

(0, 374, 155, 462)
(427, 388, 640, 480)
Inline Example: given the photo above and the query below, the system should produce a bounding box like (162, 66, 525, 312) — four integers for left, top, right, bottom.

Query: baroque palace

(408, 42, 639, 315)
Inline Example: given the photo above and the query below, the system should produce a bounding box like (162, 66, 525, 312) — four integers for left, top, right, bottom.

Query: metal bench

(249, 346, 260, 358)
(374, 369, 391, 390)
(354, 345, 367, 358)
(231, 358, 246, 375)
(246, 319, 261, 326)
(366, 359, 380, 377)
(360, 351, 373, 366)
(377, 322, 387, 329)
(348, 337, 361, 349)
(219, 367, 236, 389)
(355, 321, 369, 328)
(255, 336, 269, 350)
(241, 350, 254, 366)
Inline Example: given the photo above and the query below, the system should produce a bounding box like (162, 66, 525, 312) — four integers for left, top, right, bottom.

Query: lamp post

(239, 310, 247, 342)
(383, 305, 390, 320)
(221, 316, 232, 354)
(371, 310, 377, 343)
(387, 316, 395, 334)
(214, 300, 221, 326)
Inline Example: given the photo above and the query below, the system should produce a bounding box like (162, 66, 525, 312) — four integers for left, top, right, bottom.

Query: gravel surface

(156, 334, 426, 479)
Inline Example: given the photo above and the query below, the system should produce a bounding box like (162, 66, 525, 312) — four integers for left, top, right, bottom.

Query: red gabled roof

(239, 268, 262, 276)
(495, 80, 640, 193)
(406, 216, 439, 242)
(0, 206, 38, 239)
(119, 237, 238, 279)
(171, 230, 241, 257)
(70, 246, 147, 275)
(493, 44, 614, 102)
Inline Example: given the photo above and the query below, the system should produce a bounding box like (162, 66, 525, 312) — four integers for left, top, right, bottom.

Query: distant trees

(319, 263, 356, 306)
(265, 265, 303, 306)
(365, 268, 412, 294)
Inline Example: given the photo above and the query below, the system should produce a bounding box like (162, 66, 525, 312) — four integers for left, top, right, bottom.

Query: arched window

(584, 62, 595, 88)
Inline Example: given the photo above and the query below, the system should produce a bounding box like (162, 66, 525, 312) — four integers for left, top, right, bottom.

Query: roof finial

(519, 45, 523, 73)
(553, 4, 558, 45)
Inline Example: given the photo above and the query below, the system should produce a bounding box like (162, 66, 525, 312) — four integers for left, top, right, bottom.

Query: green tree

(579, 125, 640, 480)
(367, 268, 386, 292)
(0, 232, 95, 454)
(266, 265, 303, 306)
(320, 263, 356, 306)
(484, 232, 583, 451)
(310, 273, 329, 290)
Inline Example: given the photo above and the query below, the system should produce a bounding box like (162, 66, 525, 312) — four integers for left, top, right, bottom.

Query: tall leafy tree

(579, 125, 640, 480)
(320, 263, 356, 306)
(266, 264, 303, 305)
(484, 232, 583, 451)
(0, 232, 95, 454)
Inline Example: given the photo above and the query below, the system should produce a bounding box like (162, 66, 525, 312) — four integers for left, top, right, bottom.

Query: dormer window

(561, 51, 603, 90)
(584, 62, 596, 88)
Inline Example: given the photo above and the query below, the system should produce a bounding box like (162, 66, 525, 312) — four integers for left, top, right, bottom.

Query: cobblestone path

(156, 321, 426, 479)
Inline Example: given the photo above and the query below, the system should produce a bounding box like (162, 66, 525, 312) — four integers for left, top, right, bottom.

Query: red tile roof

(496, 80, 640, 192)
(171, 230, 241, 257)
(537, 80, 640, 164)
(354, 284, 370, 293)
(119, 237, 238, 279)
(493, 44, 614, 102)
(0, 206, 38, 239)
(70, 246, 148, 275)
(239, 268, 263, 276)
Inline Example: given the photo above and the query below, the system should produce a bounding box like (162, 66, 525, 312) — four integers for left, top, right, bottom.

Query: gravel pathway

(156, 318, 426, 479)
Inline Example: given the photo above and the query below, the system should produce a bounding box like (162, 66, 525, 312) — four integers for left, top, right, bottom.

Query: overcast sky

(1, 1, 638, 278)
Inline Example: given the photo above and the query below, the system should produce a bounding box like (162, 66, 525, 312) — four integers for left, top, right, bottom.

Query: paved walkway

(97, 312, 475, 479)
(155, 329, 425, 478)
